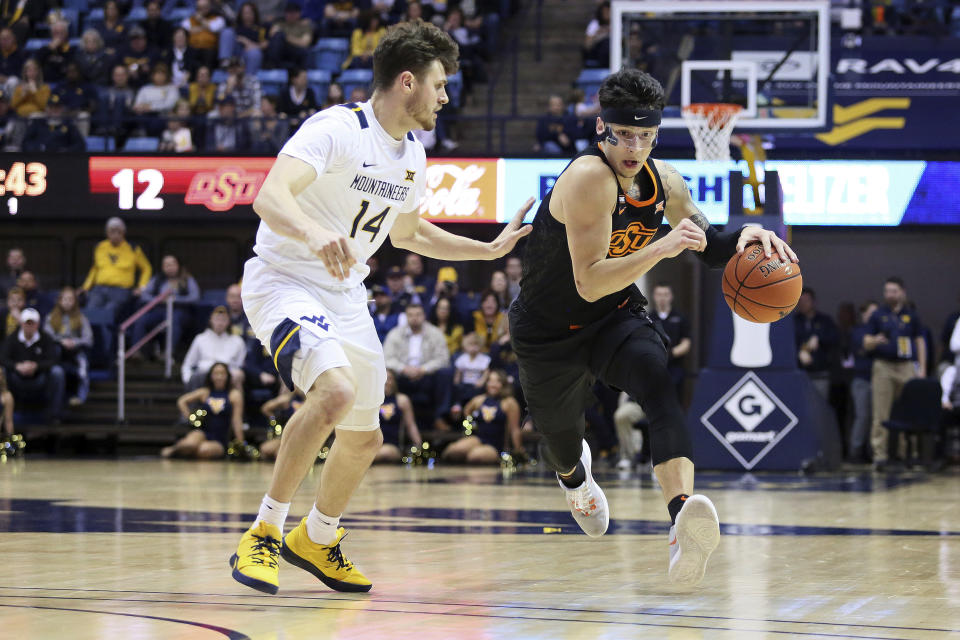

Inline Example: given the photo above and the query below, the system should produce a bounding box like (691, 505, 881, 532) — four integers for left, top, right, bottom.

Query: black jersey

(517, 144, 666, 334)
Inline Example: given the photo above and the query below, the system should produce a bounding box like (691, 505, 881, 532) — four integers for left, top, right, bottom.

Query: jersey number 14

(349, 200, 389, 242)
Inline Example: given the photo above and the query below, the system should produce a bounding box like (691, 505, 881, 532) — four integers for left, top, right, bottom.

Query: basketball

(722, 243, 802, 323)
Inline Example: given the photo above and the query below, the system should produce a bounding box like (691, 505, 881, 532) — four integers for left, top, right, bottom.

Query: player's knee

(306, 374, 355, 419)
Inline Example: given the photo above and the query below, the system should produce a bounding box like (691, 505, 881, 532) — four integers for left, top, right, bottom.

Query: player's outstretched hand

(661, 218, 706, 258)
(737, 226, 799, 263)
(307, 227, 357, 281)
(490, 197, 535, 258)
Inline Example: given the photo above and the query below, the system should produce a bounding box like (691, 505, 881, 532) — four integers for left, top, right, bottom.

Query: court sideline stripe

(1, 586, 953, 635)
(0, 593, 935, 639)
(0, 602, 251, 640)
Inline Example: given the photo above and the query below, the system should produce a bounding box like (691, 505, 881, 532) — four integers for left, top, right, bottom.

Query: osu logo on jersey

(608, 221, 657, 257)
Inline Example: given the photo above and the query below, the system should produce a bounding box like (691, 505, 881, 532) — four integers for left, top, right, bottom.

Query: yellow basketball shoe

(229, 521, 282, 595)
(281, 518, 372, 592)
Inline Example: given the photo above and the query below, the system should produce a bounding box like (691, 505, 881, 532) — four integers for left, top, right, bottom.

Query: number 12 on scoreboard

(111, 168, 164, 210)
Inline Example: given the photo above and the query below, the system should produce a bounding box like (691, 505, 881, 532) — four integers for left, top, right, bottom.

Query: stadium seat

(85, 136, 116, 152)
(212, 69, 228, 85)
(575, 68, 608, 98)
(310, 38, 349, 72)
(338, 68, 373, 98)
(24, 38, 46, 52)
(168, 7, 193, 24)
(123, 137, 160, 152)
(446, 72, 463, 109)
(63, 0, 88, 12)
(257, 69, 288, 97)
(306, 69, 331, 103)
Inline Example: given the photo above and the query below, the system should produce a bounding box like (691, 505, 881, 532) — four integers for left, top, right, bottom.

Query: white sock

(306, 505, 340, 545)
(254, 494, 290, 531)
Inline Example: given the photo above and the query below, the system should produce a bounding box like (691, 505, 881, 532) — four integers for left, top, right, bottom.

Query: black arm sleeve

(698, 225, 744, 269)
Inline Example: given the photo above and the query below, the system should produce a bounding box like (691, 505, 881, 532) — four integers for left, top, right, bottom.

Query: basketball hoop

(682, 103, 744, 162)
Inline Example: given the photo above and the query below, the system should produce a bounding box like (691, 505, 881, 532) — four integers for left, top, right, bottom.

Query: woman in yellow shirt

(430, 296, 464, 356)
(11, 59, 50, 117)
(343, 12, 385, 69)
(472, 290, 509, 353)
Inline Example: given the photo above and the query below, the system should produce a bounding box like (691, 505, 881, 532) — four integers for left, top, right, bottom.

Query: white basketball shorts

(241, 257, 385, 430)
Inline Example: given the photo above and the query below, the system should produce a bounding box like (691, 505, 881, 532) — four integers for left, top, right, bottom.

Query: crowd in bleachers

(1, 227, 959, 470)
(0, 0, 504, 153)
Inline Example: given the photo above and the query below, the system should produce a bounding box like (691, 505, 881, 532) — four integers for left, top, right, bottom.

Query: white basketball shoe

(558, 439, 609, 537)
(668, 494, 720, 586)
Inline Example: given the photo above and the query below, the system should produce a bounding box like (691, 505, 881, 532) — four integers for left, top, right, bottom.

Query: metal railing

(116, 290, 174, 423)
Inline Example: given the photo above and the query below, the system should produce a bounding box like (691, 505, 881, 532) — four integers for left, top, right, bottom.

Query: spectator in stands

(217, 56, 261, 118)
(504, 254, 522, 304)
(0, 27, 24, 92)
(22, 94, 86, 152)
(942, 293, 960, 366)
(370, 284, 401, 343)
(96, 65, 136, 142)
(181, 306, 246, 390)
(534, 94, 578, 155)
(429, 295, 463, 357)
(76, 30, 111, 86)
(267, 2, 314, 72)
(847, 300, 877, 462)
(208, 95, 247, 151)
(11, 59, 50, 118)
(374, 369, 421, 463)
(54, 62, 98, 135)
(0, 367, 14, 437)
(582, 1, 610, 68)
(2, 287, 24, 337)
(864, 276, 926, 470)
(232, 2, 268, 74)
(0, 5, 30, 54)
(120, 25, 161, 89)
(82, 217, 152, 320)
(160, 99, 195, 151)
(277, 67, 318, 123)
(141, 0, 173, 51)
(253, 0, 285, 24)
(166, 26, 200, 89)
(795, 287, 839, 399)
(384, 302, 451, 428)
(183, 0, 225, 68)
(385, 265, 417, 314)
(324, 0, 360, 37)
(472, 289, 509, 353)
(452, 331, 489, 412)
(248, 95, 288, 153)
(0, 88, 14, 150)
(95, 0, 128, 52)
(442, 369, 521, 463)
(343, 10, 384, 70)
(349, 85, 368, 102)
(38, 20, 74, 83)
(133, 63, 179, 135)
(163, 362, 244, 459)
(15, 271, 48, 317)
(489, 269, 509, 310)
(131, 254, 200, 355)
(322, 81, 344, 110)
(225, 283, 251, 338)
(0, 247, 25, 296)
(44, 287, 93, 406)
(188, 65, 217, 117)
(0, 308, 65, 423)
(402, 0, 423, 23)
(243, 334, 277, 399)
(403, 252, 433, 301)
(652, 283, 691, 401)
(443, 7, 484, 90)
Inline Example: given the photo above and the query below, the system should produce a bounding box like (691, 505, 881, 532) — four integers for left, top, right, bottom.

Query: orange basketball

(721, 243, 802, 323)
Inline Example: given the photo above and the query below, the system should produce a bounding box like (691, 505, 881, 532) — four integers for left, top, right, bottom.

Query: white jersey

(253, 101, 427, 290)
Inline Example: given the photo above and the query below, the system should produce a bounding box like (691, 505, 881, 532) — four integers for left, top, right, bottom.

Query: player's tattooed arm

(688, 212, 710, 231)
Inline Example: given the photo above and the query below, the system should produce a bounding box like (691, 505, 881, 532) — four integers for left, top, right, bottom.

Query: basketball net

(682, 103, 743, 162)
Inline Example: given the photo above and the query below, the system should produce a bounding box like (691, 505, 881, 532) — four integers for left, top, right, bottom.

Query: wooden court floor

(1, 459, 958, 639)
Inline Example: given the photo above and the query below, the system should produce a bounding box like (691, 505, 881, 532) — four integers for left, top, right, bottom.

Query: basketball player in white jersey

(230, 20, 532, 595)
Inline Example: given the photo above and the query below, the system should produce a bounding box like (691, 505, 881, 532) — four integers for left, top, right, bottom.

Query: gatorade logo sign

(700, 371, 798, 470)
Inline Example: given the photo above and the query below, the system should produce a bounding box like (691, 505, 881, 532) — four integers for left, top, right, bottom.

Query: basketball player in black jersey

(511, 69, 797, 586)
